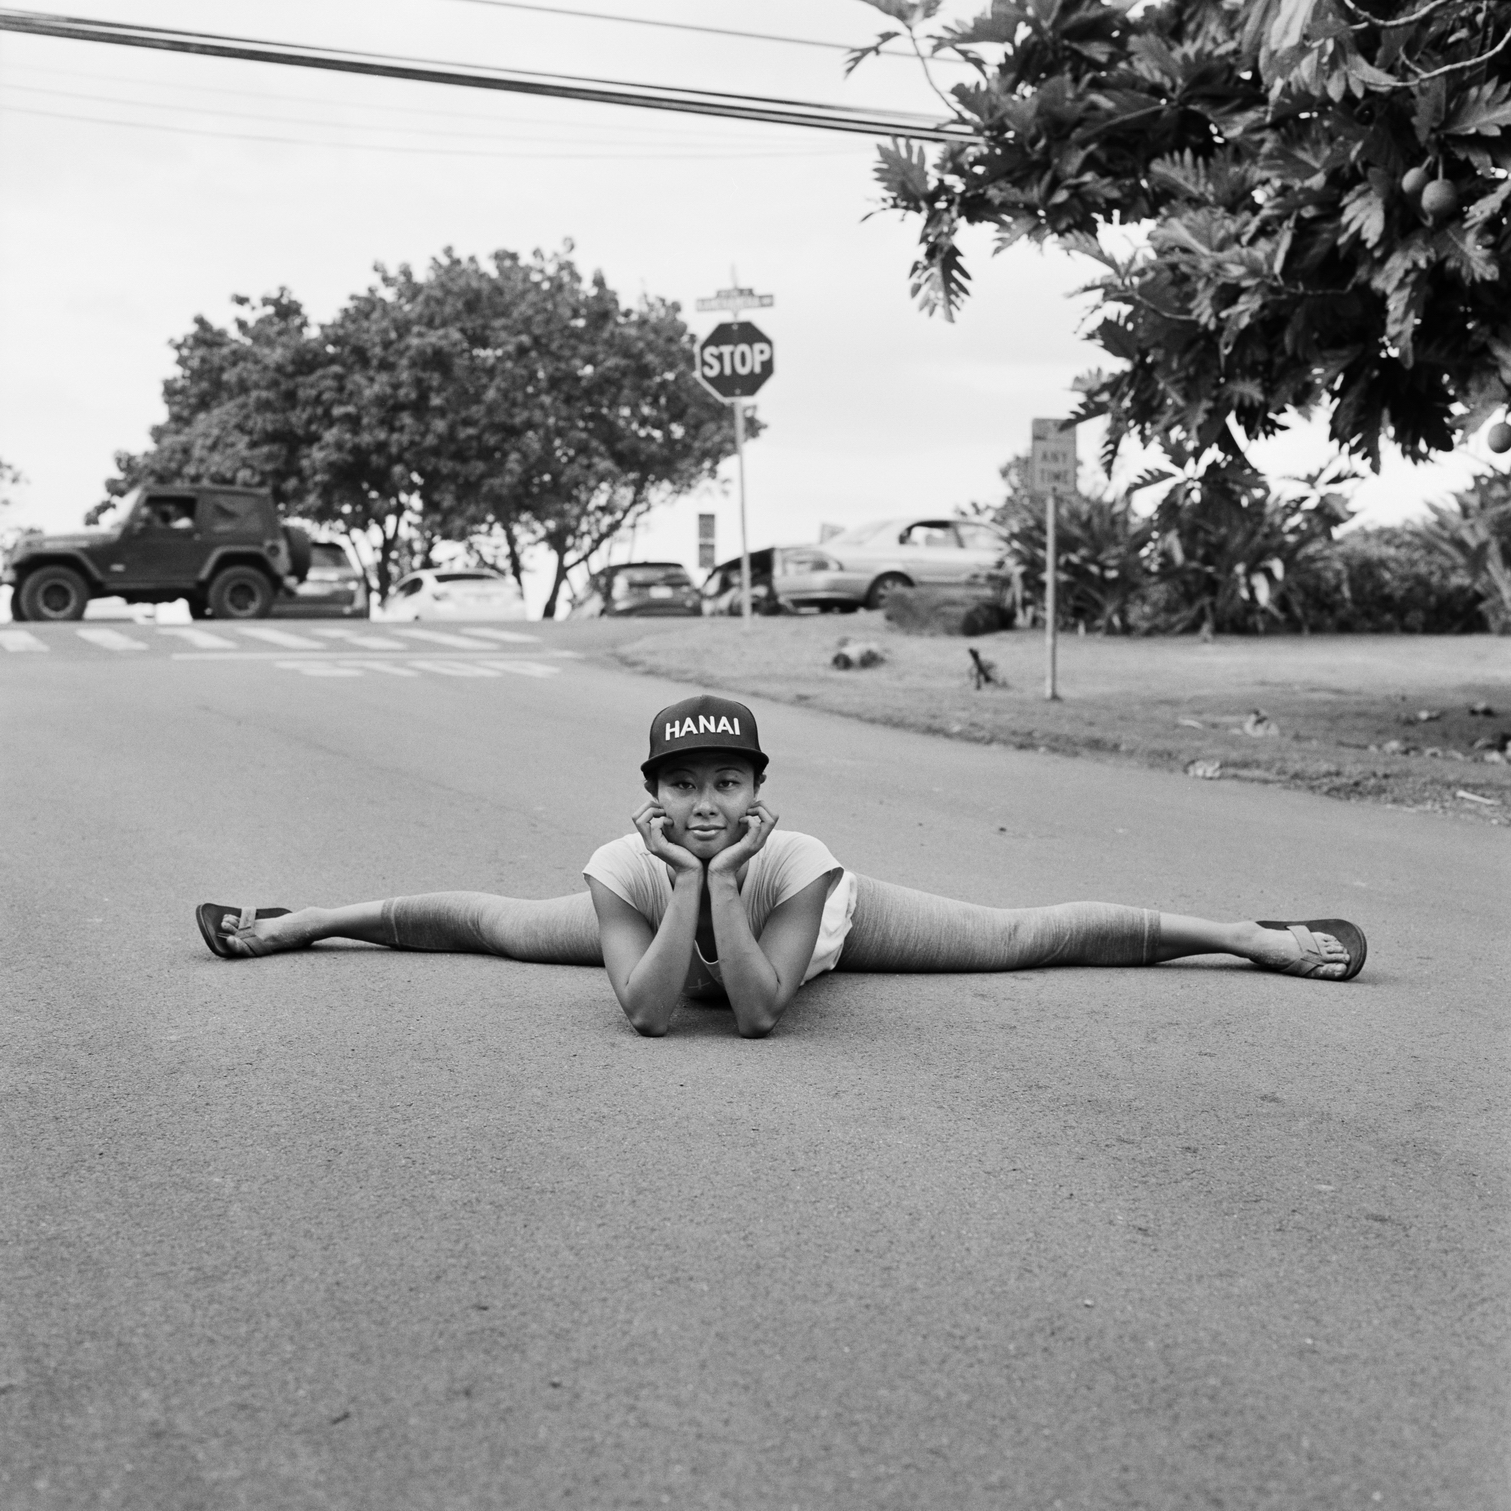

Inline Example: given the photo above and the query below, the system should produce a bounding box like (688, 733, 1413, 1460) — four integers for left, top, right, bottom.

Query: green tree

(106, 293, 320, 511)
(376, 248, 732, 618)
(105, 248, 731, 609)
(857, 0, 1511, 489)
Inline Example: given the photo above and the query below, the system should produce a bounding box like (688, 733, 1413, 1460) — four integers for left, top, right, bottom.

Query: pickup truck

(3, 485, 311, 621)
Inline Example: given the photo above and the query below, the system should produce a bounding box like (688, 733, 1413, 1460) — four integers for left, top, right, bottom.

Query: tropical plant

(1284, 524, 1485, 631)
(1417, 470, 1511, 628)
(857, 0, 1511, 622)
(857, 0, 1511, 475)
(984, 454, 1156, 631)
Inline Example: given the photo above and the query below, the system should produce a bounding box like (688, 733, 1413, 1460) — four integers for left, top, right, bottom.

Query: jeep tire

(18, 564, 90, 621)
(207, 566, 275, 619)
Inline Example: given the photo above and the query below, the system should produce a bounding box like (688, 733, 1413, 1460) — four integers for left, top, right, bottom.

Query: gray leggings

(379, 876, 1160, 973)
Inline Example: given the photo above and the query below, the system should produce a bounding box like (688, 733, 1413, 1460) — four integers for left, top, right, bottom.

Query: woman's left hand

(707, 800, 779, 878)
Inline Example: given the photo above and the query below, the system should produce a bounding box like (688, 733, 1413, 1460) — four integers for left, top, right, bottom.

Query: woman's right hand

(632, 798, 703, 882)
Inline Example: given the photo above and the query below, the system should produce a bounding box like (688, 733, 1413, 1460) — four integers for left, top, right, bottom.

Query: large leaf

(1338, 182, 1386, 249)
(859, 0, 942, 23)
(1445, 81, 1511, 138)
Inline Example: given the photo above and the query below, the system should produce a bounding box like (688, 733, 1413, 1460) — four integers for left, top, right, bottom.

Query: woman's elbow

(622, 999, 672, 1037)
(735, 1006, 781, 1039)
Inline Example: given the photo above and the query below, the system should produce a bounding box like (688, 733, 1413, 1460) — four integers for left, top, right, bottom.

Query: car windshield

(616, 566, 691, 587)
(435, 571, 505, 585)
(825, 521, 891, 546)
(309, 543, 349, 569)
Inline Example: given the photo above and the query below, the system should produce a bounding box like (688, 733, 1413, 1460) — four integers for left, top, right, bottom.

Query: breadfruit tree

(857, 0, 1511, 471)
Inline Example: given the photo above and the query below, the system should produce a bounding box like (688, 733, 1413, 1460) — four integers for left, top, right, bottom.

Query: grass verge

(549, 613, 1511, 827)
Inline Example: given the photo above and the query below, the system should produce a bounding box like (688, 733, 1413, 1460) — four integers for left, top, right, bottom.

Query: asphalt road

(2, 620, 1507, 1511)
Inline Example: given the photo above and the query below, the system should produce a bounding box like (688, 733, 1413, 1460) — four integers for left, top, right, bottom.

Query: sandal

(197, 903, 292, 959)
(1255, 918, 1367, 982)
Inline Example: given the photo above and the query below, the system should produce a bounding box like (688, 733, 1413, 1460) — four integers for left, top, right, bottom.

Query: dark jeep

(3, 485, 311, 621)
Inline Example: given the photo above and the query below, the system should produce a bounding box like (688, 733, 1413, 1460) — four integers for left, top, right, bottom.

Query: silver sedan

(820, 517, 1007, 609)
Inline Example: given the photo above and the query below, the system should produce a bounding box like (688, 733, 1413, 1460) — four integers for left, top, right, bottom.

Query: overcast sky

(1, 0, 1500, 612)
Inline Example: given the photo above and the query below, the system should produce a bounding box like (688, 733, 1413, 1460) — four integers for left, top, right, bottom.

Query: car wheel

(207, 566, 275, 619)
(18, 565, 90, 621)
(9, 592, 28, 621)
(865, 573, 912, 611)
(836, 604, 860, 614)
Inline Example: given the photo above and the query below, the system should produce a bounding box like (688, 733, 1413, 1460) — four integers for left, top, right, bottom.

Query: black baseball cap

(642, 694, 768, 780)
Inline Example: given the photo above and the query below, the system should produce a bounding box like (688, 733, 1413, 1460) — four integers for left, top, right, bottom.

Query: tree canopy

(109, 248, 733, 610)
(859, 0, 1511, 475)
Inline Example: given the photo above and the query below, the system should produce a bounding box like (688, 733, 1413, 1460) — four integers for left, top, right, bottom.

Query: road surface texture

(2, 621, 1507, 1511)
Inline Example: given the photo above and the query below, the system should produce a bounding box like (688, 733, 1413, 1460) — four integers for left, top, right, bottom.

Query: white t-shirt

(582, 829, 857, 991)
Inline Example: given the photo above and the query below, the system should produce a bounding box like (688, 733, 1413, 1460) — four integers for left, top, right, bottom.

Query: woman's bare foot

(1242, 922, 1350, 979)
(221, 907, 318, 956)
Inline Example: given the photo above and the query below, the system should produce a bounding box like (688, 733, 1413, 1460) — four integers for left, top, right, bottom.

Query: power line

(441, 0, 969, 63)
(0, 102, 870, 159)
(0, 9, 979, 142)
(14, 60, 838, 139)
(3, 81, 866, 152)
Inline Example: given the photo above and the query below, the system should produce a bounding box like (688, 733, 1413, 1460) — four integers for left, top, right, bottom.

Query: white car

(385, 568, 528, 621)
(820, 517, 1008, 609)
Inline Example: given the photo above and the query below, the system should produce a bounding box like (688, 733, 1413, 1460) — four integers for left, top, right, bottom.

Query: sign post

(1030, 418, 1077, 701)
(695, 284, 774, 625)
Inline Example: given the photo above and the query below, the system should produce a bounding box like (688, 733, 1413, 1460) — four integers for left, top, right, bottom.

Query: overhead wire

(2, 80, 866, 153)
(0, 100, 870, 157)
(439, 0, 972, 63)
(0, 8, 979, 141)
(10, 60, 838, 139)
(5, 60, 864, 145)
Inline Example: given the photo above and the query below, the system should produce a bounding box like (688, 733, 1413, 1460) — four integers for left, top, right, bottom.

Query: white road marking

(1, 629, 48, 652)
(349, 660, 420, 676)
(274, 661, 365, 677)
(237, 627, 325, 648)
(394, 628, 500, 649)
(265, 656, 561, 679)
(76, 628, 148, 651)
(407, 659, 501, 676)
(461, 627, 541, 643)
(477, 659, 560, 678)
(311, 628, 409, 650)
(157, 627, 238, 649)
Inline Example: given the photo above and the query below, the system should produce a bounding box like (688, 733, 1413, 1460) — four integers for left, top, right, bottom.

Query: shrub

(1286, 528, 1484, 633)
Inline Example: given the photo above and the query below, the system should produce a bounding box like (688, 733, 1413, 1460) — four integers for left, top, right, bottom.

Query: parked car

(701, 546, 860, 615)
(819, 516, 1007, 609)
(385, 568, 527, 621)
(2, 484, 310, 621)
(271, 539, 369, 618)
(570, 562, 701, 618)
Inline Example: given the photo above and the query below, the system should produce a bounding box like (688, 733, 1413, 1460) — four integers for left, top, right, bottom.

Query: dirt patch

(543, 613, 1511, 827)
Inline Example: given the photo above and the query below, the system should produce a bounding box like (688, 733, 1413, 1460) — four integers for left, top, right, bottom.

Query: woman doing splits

(197, 694, 1367, 1038)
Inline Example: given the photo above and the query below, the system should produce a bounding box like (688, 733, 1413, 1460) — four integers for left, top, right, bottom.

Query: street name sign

(695, 322, 775, 401)
(696, 286, 774, 314)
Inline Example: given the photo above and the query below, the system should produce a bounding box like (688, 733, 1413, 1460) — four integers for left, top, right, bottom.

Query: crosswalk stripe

(0, 629, 48, 652)
(76, 628, 148, 651)
(236, 627, 324, 648)
(394, 628, 498, 649)
(157, 627, 238, 649)
(312, 628, 409, 650)
(461, 627, 541, 644)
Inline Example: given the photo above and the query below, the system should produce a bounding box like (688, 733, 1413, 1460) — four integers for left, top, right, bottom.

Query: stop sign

(695, 321, 774, 400)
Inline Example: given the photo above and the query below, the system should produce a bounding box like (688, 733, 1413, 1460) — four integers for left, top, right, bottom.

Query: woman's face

(652, 754, 761, 860)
